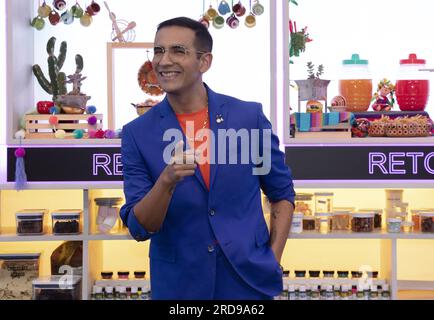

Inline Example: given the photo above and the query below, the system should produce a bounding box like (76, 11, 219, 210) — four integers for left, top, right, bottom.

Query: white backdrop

(289, 0, 434, 114)
(29, 0, 271, 130)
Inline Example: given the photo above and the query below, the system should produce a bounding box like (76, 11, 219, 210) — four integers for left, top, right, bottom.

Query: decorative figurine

(104, 1, 136, 42)
(371, 78, 395, 112)
(138, 59, 164, 96)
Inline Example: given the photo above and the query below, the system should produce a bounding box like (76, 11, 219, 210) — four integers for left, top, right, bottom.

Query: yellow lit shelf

(289, 231, 434, 239)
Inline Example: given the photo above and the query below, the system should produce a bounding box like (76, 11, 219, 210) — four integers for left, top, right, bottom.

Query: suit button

(208, 245, 215, 253)
(209, 209, 215, 216)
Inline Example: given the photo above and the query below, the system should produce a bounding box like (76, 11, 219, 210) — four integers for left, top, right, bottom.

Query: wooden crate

(295, 123, 352, 139)
(24, 114, 103, 139)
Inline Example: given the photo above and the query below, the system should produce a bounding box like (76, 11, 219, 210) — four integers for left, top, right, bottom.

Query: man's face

(152, 26, 211, 94)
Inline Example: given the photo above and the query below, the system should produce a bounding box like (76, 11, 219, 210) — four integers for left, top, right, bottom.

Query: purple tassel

(15, 148, 27, 190)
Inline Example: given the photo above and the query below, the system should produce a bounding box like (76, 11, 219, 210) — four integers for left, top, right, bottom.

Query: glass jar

(338, 53, 372, 111)
(94, 197, 123, 234)
(15, 210, 47, 235)
(401, 221, 414, 233)
(51, 210, 81, 235)
(117, 271, 130, 280)
(290, 213, 304, 234)
(351, 271, 362, 278)
(314, 192, 333, 213)
(315, 213, 332, 234)
(337, 271, 349, 279)
(308, 270, 320, 278)
(395, 54, 430, 111)
(104, 286, 114, 300)
(411, 208, 434, 232)
(32, 275, 82, 300)
(302, 216, 315, 231)
(130, 286, 139, 300)
(294, 270, 306, 278)
(323, 271, 335, 278)
(420, 212, 434, 233)
(295, 193, 314, 216)
(282, 270, 290, 278)
(101, 271, 113, 280)
(332, 210, 352, 231)
(359, 208, 383, 229)
(134, 271, 146, 279)
(92, 285, 104, 300)
(387, 218, 402, 233)
(351, 213, 374, 232)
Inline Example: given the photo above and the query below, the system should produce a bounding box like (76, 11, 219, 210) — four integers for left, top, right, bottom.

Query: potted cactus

(32, 37, 90, 114)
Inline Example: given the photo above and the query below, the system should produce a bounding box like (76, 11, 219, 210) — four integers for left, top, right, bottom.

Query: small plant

(306, 62, 324, 79)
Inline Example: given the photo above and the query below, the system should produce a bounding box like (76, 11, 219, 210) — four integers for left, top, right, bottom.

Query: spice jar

(359, 208, 383, 229)
(351, 212, 375, 232)
(94, 197, 123, 234)
(295, 193, 314, 216)
(401, 221, 414, 233)
(290, 213, 304, 234)
(282, 270, 290, 278)
(302, 216, 315, 231)
(294, 270, 306, 278)
(323, 271, 335, 278)
(101, 271, 113, 280)
(134, 271, 146, 279)
(338, 53, 373, 111)
(332, 209, 352, 231)
(411, 208, 434, 232)
(351, 271, 362, 278)
(314, 192, 333, 213)
(117, 271, 130, 279)
(337, 271, 349, 278)
(315, 213, 332, 234)
(15, 210, 47, 235)
(420, 212, 434, 233)
(51, 210, 81, 235)
(387, 218, 402, 233)
(308, 270, 320, 278)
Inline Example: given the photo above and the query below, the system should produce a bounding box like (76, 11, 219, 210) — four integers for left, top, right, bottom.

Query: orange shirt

(176, 107, 210, 190)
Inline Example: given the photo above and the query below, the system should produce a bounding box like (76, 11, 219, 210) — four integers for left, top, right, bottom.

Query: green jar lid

(343, 53, 368, 65)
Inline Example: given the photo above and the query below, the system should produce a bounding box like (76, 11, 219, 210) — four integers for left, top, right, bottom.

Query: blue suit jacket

(120, 85, 295, 299)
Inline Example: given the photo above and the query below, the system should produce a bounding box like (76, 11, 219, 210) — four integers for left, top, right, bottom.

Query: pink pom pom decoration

(15, 148, 26, 158)
(88, 129, 97, 138)
(49, 116, 59, 125)
(87, 116, 97, 125)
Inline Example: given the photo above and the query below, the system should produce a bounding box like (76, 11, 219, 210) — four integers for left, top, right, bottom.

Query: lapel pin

(216, 114, 224, 124)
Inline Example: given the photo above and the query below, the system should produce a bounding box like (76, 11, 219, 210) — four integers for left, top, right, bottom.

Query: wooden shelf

(286, 137, 434, 145)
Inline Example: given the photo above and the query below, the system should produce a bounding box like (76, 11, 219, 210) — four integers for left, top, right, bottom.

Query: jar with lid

(338, 53, 372, 111)
(411, 208, 434, 232)
(104, 286, 114, 300)
(130, 286, 139, 300)
(359, 208, 382, 229)
(51, 210, 81, 235)
(351, 271, 362, 279)
(294, 270, 306, 278)
(395, 54, 430, 111)
(337, 271, 349, 278)
(308, 270, 320, 278)
(134, 271, 146, 279)
(117, 271, 130, 280)
(401, 221, 414, 233)
(15, 210, 47, 235)
(295, 193, 314, 216)
(302, 216, 315, 231)
(290, 213, 304, 234)
(101, 271, 113, 280)
(351, 212, 375, 232)
(323, 270, 335, 278)
(387, 218, 401, 233)
(315, 213, 332, 234)
(94, 197, 124, 234)
(92, 285, 103, 300)
(314, 192, 333, 213)
(332, 209, 352, 231)
(420, 212, 434, 233)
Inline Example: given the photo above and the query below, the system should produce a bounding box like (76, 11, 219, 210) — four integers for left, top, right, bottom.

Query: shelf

(294, 180, 434, 188)
(286, 137, 434, 146)
(87, 232, 132, 241)
(8, 139, 121, 146)
(0, 182, 123, 190)
(289, 231, 434, 239)
(0, 233, 85, 242)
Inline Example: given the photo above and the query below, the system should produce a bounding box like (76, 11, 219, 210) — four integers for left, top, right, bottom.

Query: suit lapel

(158, 97, 208, 192)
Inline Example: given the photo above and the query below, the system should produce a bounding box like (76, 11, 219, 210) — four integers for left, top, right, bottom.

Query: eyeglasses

(152, 45, 208, 63)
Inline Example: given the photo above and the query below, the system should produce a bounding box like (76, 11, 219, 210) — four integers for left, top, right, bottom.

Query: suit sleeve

(256, 104, 296, 206)
(120, 126, 156, 241)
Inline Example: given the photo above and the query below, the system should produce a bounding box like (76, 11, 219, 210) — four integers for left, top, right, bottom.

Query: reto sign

(369, 152, 434, 175)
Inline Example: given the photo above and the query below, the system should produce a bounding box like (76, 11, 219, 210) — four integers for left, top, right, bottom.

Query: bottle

(104, 286, 114, 300)
(114, 286, 121, 300)
(310, 285, 320, 300)
(299, 285, 307, 300)
(92, 285, 103, 300)
(369, 285, 379, 300)
(333, 285, 341, 300)
(118, 286, 128, 300)
(326, 285, 334, 300)
(130, 286, 139, 300)
(288, 285, 296, 300)
(381, 284, 391, 300)
(306, 285, 312, 300)
(363, 284, 370, 300)
(340, 285, 349, 300)
(320, 284, 327, 300)
(294, 285, 300, 300)
(356, 285, 364, 300)
(350, 285, 357, 300)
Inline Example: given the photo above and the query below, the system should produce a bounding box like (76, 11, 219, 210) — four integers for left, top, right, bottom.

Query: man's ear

(199, 53, 213, 73)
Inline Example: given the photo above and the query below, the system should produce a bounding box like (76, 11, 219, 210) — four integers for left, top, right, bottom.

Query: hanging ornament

(49, 10, 61, 25)
(38, 2, 52, 18)
(61, 10, 74, 24)
(55, 129, 66, 139)
(245, 14, 256, 28)
(80, 13, 93, 26)
(213, 15, 225, 29)
(232, 1, 246, 17)
(71, 3, 84, 18)
(138, 58, 164, 96)
(226, 13, 239, 29)
(199, 16, 210, 28)
(206, 5, 218, 21)
(14, 147, 28, 191)
(86, 1, 101, 16)
(251, 0, 264, 16)
(31, 16, 46, 30)
(53, 0, 67, 11)
(218, 1, 231, 15)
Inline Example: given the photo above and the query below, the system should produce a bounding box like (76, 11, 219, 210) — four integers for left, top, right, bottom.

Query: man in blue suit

(120, 17, 295, 300)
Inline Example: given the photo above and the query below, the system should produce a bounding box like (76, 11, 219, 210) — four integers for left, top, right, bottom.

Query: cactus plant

(32, 37, 84, 104)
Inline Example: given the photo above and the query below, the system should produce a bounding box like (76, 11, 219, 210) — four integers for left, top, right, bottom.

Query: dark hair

(157, 17, 213, 53)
